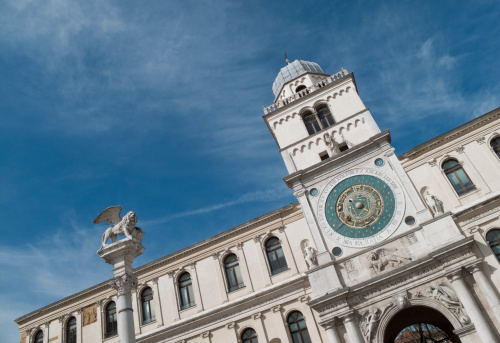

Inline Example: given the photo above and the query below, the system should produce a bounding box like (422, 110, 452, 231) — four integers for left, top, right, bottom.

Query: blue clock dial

(324, 175, 395, 239)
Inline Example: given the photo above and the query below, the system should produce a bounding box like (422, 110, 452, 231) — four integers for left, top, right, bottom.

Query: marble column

(341, 312, 364, 343)
(323, 321, 341, 343)
(466, 262, 500, 324)
(447, 270, 498, 343)
(99, 239, 145, 343)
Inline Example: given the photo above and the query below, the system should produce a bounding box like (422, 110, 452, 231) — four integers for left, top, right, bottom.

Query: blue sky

(1, 0, 499, 341)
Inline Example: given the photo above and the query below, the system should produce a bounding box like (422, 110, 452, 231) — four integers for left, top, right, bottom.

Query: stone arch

(378, 300, 464, 343)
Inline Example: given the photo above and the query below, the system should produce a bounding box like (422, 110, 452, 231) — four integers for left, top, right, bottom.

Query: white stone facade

(15, 60, 500, 343)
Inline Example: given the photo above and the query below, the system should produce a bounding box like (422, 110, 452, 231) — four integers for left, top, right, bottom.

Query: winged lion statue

(94, 206, 145, 251)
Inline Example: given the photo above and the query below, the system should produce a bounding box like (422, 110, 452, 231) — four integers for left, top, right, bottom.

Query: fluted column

(341, 312, 364, 343)
(447, 270, 498, 343)
(466, 262, 500, 324)
(323, 321, 341, 343)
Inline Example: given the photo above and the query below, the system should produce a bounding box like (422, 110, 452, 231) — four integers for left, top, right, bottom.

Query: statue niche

(94, 206, 145, 251)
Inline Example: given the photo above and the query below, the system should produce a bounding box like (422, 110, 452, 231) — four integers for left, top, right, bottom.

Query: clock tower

(262, 58, 438, 297)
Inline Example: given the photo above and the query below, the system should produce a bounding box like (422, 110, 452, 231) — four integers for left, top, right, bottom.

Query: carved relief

(405, 232, 418, 245)
(414, 283, 470, 324)
(367, 248, 412, 274)
(82, 304, 98, 326)
(344, 259, 359, 281)
(360, 303, 394, 342)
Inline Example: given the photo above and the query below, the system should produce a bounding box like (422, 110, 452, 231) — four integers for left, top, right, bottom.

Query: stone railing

(263, 68, 349, 115)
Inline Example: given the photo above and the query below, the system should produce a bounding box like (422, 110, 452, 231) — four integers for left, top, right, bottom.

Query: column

(277, 226, 299, 275)
(323, 321, 341, 343)
(111, 274, 139, 343)
(254, 236, 273, 286)
(466, 262, 500, 324)
(99, 239, 146, 343)
(152, 277, 165, 327)
(167, 271, 181, 320)
(341, 312, 364, 343)
(76, 309, 82, 343)
(237, 243, 254, 292)
(294, 189, 330, 264)
(213, 252, 230, 301)
(447, 270, 498, 343)
(190, 263, 205, 311)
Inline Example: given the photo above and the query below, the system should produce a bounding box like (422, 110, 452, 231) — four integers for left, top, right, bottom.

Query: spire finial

(284, 52, 291, 65)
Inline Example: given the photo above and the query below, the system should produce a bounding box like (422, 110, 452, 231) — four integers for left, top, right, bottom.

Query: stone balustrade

(263, 68, 349, 114)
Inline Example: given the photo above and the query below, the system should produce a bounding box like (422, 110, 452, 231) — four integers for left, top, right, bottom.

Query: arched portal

(383, 306, 461, 343)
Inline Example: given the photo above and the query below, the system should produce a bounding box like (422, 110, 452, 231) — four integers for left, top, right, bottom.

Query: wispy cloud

(143, 184, 291, 227)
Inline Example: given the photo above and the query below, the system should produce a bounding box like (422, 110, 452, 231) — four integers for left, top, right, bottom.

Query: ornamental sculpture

(426, 284, 461, 307)
(360, 303, 393, 342)
(94, 206, 145, 251)
(323, 132, 340, 155)
(303, 245, 318, 269)
(367, 248, 412, 274)
(424, 191, 444, 216)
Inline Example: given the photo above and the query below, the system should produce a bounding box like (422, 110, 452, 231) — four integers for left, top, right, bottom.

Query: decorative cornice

(399, 107, 500, 160)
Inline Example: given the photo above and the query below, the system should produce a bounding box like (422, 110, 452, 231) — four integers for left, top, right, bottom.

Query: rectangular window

(339, 143, 348, 152)
(319, 152, 329, 161)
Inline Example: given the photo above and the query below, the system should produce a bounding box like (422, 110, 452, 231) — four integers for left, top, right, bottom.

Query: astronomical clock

(317, 168, 405, 248)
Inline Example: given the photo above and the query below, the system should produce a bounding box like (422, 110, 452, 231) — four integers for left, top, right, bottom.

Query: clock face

(317, 169, 405, 248)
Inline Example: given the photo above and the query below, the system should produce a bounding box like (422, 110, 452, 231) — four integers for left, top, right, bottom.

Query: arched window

(287, 311, 312, 343)
(491, 137, 500, 158)
(442, 159, 475, 196)
(241, 328, 258, 343)
(178, 272, 195, 310)
(486, 229, 500, 262)
(34, 330, 44, 343)
(317, 105, 334, 129)
(141, 287, 155, 324)
(302, 112, 321, 135)
(105, 302, 118, 338)
(265, 237, 288, 275)
(66, 317, 77, 343)
(224, 254, 244, 292)
(295, 85, 307, 93)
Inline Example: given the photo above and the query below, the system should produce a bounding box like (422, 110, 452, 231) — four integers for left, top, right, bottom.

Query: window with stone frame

(317, 105, 334, 129)
(442, 159, 475, 196)
(287, 311, 312, 343)
(66, 317, 77, 343)
(178, 272, 195, 310)
(141, 287, 155, 324)
(491, 137, 500, 158)
(34, 330, 44, 343)
(302, 112, 321, 135)
(265, 237, 288, 275)
(486, 229, 500, 262)
(241, 328, 259, 343)
(105, 301, 118, 338)
(224, 254, 244, 292)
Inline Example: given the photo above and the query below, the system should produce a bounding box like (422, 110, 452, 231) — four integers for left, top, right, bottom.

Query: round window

(332, 247, 343, 257)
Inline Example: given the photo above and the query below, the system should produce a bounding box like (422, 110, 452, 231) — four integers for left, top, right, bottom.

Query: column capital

(321, 319, 338, 329)
(446, 268, 463, 283)
(464, 259, 484, 274)
(339, 310, 356, 324)
(109, 273, 138, 295)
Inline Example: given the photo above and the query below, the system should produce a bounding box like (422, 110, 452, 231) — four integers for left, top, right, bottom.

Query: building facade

(15, 58, 500, 343)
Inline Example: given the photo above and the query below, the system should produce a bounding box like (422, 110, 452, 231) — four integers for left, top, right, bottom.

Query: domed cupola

(272, 57, 328, 101)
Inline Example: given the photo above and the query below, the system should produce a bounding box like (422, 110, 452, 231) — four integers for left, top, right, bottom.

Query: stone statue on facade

(367, 248, 412, 273)
(323, 132, 340, 155)
(94, 206, 145, 251)
(424, 191, 444, 215)
(303, 245, 318, 269)
(360, 303, 393, 342)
